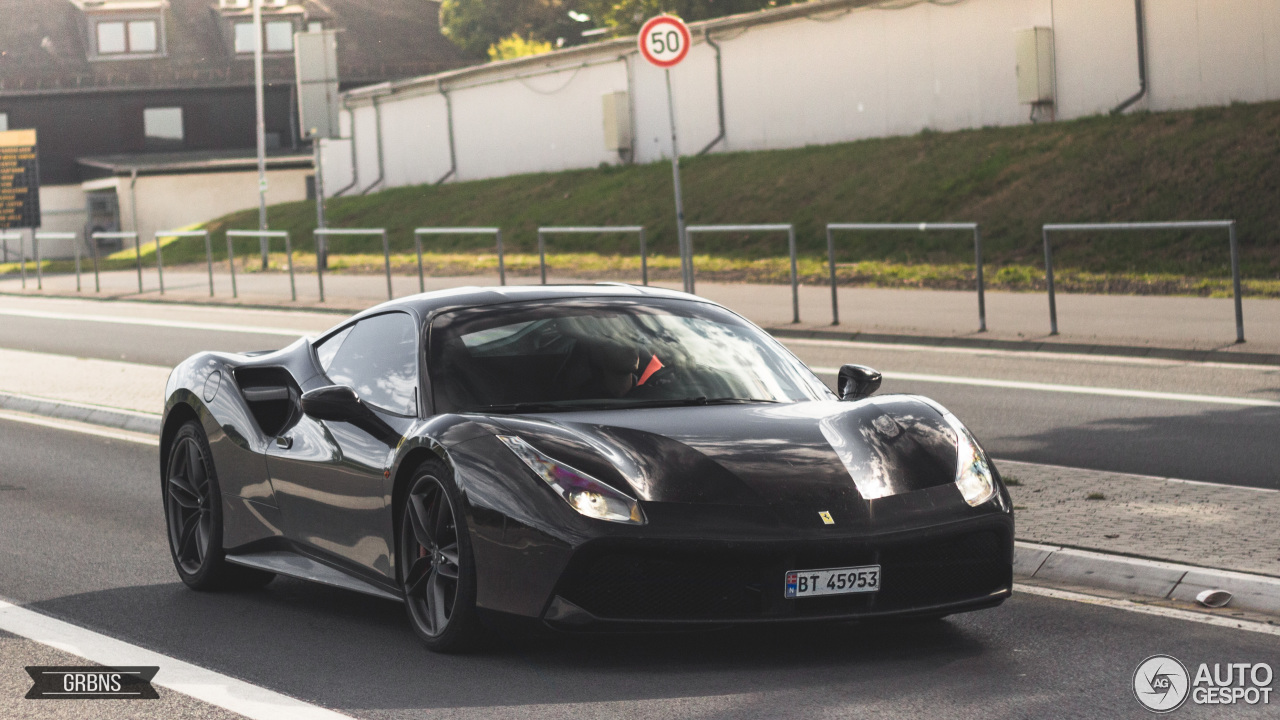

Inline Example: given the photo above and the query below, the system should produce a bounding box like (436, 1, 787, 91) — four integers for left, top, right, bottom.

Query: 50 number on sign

(638, 15, 692, 69)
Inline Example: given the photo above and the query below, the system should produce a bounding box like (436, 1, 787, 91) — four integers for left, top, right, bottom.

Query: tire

(399, 461, 484, 653)
(163, 420, 274, 591)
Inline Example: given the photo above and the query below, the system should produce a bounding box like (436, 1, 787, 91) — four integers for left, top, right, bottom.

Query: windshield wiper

(469, 401, 582, 414)
(469, 397, 780, 415)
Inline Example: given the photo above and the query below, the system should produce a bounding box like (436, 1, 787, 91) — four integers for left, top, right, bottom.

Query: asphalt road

(0, 418, 1275, 720)
(1, 298, 1277, 488)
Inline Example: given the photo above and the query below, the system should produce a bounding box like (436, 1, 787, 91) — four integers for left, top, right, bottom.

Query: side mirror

(301, 384, 366, 422)
(300, 384, 399, 444)
(838, 364, 882, 401)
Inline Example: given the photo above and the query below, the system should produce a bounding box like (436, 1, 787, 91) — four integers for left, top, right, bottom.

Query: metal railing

(226, 230, 296, 301)
(314, 228, 390, 302)
(1042, 221, 1244, 343)
(413, 227, 505, 291)
(685, 224, 799, 323)
(154, 230, 214, 297)
(0, 230, 26, 289)
(90, 232, 139, 294)
(536, 226, 648, 286)
(32, 232, 77, 292)
(826, 223, 986, 331)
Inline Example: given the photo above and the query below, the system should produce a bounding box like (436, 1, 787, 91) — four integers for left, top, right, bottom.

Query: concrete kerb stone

(0, 391, 162, 436)
(1014, 543, 1280, 617)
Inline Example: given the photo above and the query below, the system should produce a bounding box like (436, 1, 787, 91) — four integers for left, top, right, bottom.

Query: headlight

(940, 412, 996, 506)
(496, 435, 645, 524)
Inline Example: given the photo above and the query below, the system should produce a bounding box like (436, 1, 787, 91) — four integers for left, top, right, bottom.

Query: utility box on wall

(602, 91, 632, 153)
(1015, 27, 1055, 104)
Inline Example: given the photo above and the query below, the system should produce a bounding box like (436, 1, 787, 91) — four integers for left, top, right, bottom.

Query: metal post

(381, 229, 392, 300)
(639, 228, 648, 286)
(1044, 227, 1058, 335)
(496, 229, 506, 286)
(253, 0, 269, 269)
(285, 232, 296, 301)
(313, 136, 327, 269)
(974, 226, 987, 333)
(1229, 221, 1244, 344)
(203, 230, 213, 295)
(33, 232, 42, 290)
(227, 233, 238, 299)
(91, 235, 100, 293)
(133, 232, 144, 293)
(155, 234, 165, 294)
(19, 232, 26, 289)
(827, 226, 839, 325)
(665, 68, 690, 294)
(414, 232, 425, 293)
(314, 232, 325, 303)
(788, 225, 799, 324)
(537, 230, 547, 285)
(75, 233, 82, 292)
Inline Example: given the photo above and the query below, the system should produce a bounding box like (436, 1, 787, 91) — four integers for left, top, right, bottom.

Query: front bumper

(541, 517, 1013, 629)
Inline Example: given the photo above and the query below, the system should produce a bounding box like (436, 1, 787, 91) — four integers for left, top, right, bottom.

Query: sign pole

(312, 132, 328, 269)
(253, 0, 269, 269)
(665, 69, 691, 294)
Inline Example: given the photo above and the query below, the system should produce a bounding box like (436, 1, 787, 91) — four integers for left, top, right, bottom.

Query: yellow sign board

(0, 129, 40, 229)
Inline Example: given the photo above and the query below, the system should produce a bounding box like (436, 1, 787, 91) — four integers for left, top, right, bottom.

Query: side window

(324, 313, 420, 415)
(314, 325, 353, 373)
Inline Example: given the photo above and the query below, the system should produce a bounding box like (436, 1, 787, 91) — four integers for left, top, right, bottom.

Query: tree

(440, 0, 801, 60)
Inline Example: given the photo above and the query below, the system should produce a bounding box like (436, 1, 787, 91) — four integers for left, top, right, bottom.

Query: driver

(589, 342, 640, 398)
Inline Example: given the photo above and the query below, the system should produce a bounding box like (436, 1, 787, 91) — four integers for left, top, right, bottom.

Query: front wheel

(164, 420, 274, 591)
(399, 464, 484, 653)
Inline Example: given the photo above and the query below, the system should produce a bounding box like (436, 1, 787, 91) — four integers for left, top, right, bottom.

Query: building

(0, 0, 465, 257)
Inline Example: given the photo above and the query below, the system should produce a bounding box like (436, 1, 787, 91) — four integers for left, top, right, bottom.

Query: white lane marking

(808, 366, 1280, 407)
(0, 389, 162, 418)
(784, 337, 1280, 372)
(0, 410, 158, 446)
(1014, 583, 1280, 637)
(0, 599, 354, 720)
(0, 308, 312, 337)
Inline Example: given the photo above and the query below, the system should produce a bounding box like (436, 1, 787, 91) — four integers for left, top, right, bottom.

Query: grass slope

(11, 101, 1280, 295)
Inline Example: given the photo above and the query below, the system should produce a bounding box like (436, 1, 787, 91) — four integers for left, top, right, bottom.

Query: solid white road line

(0, 410, 159, 446)
(0, 599, 354, 720)
(1013, 584, 1280, 637)
(807, 366, 1280, 408)
(0, 308, 313, 337)
(785, 337, 1280, 372)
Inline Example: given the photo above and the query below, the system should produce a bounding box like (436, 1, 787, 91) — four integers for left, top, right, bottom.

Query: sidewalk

(4, 267, 1279, 359)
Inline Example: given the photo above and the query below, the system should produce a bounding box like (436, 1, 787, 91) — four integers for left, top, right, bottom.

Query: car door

(266, 311, 421, 580)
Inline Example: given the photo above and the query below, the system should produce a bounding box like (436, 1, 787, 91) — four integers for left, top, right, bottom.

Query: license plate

(785, 565, 880, 598)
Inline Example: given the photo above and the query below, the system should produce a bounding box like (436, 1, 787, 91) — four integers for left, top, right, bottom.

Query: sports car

(160, 284, 1013, 652)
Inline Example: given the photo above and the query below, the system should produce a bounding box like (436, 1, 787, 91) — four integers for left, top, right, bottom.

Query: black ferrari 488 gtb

(161, 284, 1013, 652)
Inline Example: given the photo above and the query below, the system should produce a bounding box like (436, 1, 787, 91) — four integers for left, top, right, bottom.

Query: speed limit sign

(638, 15, 692, 68)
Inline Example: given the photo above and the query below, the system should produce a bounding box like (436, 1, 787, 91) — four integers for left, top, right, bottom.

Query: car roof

(347, 283, 717, 325)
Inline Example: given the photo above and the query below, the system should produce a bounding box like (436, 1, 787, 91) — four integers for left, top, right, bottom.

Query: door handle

(276, 436, 293, 450)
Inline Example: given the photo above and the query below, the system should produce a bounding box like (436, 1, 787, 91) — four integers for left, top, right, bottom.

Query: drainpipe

(697, 29, 726, 156)
(129, 167, 142, 290)
(435, 80, 458, 185)
(1111, 0, 1147, 115)
(332, 101, 359, 196)
(359, 95, 385, 195)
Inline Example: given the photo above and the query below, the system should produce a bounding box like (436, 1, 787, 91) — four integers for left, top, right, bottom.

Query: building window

(96, 19, 160, 56)
(234, 22, 256, 53)
(143, 107, 183, 150)
(265, 21, 294, 52)
(0, 113, 8, 132)
(307, 21, 323, 33)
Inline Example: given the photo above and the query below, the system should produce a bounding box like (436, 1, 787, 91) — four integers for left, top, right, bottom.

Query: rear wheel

(399, 463, 483, 653)
(164, 420, 274, 591)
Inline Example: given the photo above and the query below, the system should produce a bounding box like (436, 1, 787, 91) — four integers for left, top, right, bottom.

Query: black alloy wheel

(400, 466, 482, 652)
(163, 420, 273, 590)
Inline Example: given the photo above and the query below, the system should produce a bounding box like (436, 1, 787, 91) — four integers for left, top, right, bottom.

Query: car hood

(491, 397, 962, 525)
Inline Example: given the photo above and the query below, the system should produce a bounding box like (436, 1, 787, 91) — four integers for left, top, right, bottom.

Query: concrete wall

(321, 0, 1280, 198)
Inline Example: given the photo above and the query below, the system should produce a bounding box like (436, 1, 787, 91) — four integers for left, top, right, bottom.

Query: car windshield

(428, 298, 834, 414)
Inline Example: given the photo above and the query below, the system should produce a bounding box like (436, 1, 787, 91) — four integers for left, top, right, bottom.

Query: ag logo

(1134, 655, 1190, 713)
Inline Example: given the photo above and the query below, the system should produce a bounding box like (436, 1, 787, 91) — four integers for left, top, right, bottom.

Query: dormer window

(233, 19, 297, 54)
(78, 1, 168, 61)
(97, 19, 158, 55)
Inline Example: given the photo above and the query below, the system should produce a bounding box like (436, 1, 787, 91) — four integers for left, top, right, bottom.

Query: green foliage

(440, 0, 798, 57)
(488, 33, 554, 60)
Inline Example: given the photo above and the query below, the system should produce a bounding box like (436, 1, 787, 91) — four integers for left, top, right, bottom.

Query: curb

(3, 389, 1276, 618)
(1014, 542, 1280, 617)
(767, 327, 1280, 367)
(0, 391, 162, 436)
